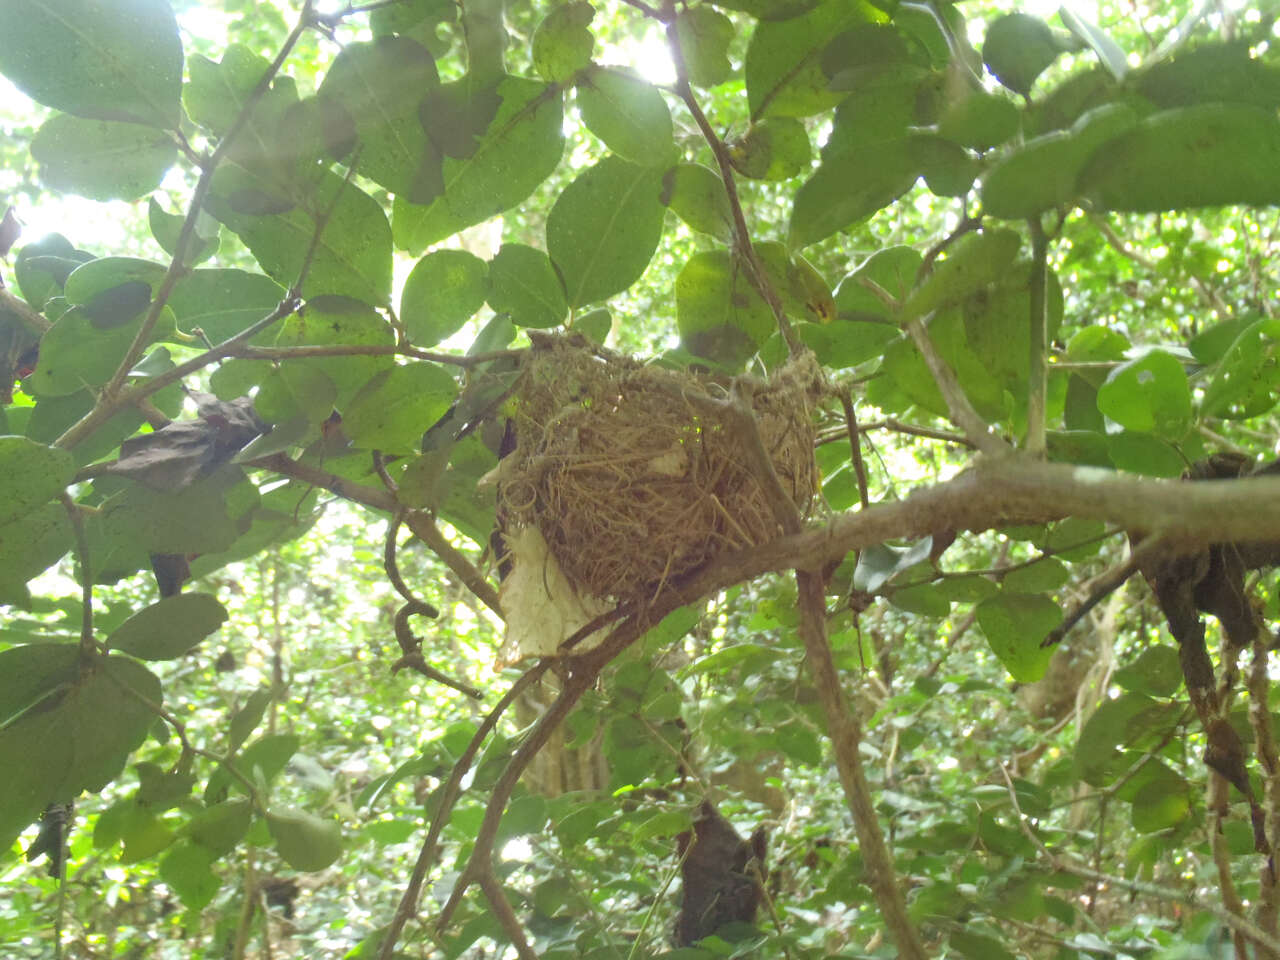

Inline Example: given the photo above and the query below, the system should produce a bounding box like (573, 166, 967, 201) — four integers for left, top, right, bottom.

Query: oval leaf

(576, 66, 675, 165)
(108, 593, 229, 661)
(401, 249, 488, 346)
(344, 363, 458, 454)
(1096, 350, 1192, 438)
(487, 243, 567, 329)
(267, 807, 342, 871)
(975, 593, 1061, 682)
(32, 115, 177, 201)
(547, 156, 666, 307)
(0, 0, 183, 128)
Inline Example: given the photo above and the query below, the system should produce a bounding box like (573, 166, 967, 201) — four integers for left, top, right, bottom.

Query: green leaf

(676, 250, 775, 368)
(1131, 771, 1191, 834)
(1096, 350, 1192, 438)
(975, 593, 1061, 682)
(1002, 558, 1068, 593)
(267, 807, 342, 871)
(532, 1, 595, 84)
(149, 199, 220, 267)
(853, 540, 932, 593)
(63, 256, 166, 310)
(393, 76, 564, 253)
(821, 22, 914, 92)
(1201, 317, 1280, 420)
(788, 138, 918, 247)
(661, 164, 733, 242)
(207, 734, 300, 802)
(675, 7, 734, 87)
(207, 169, 393, 307)
(681, 642, 776, 677)
(1080, 104, 1280, 212)
(950, 929, 1018, 960)
(0, 436, 74, 526)
(1113, 646, 1182, 698)
(344, 363, 458, 454)
(273, 296, 395, 409)
(982, 14, 1064, 96)
(729, 117, 811, 180)
(902, 229, 1021, 321)
(0, 504, 75, 604)
(168, 269, 284, 342)
(744, 0, 885, 119)
(0, 654, 161, 850)
(576, 66, 675, 166)
(14, 233, 89, 310)
(1059, 6, 1128, 81)
(705, 0, 817, 19)
(1074, 693, 1177, 786)
(316, 37, 440, 201)
(1138, 41, 1280, 110)
(107, 593, 229, 661)
(498, 794, 549, 841)
(834, 245, 921, 319)
(981, 102, 1138, 219)
(487, 243, 567, 329)
(363, 819, 417, 845)
(0, 0, 183, 129)
(1107, 432, 1185, 477)
(182, 798, 253, 857)
(98, 469, 251, 558)
(547, 156, 666, 307)
(0, 644, 79, 726)
(571, 307, 611, 344)
(401, 249, 488, 347)
(228, 689, 274, 754)
(937, 89, 1019, 150)
(160, 842, 219, 908)
(889, 582, 952, 617)
(31, 114, 176, 201)
(26, 307, 148, 397)
(183, 44, 272, 136)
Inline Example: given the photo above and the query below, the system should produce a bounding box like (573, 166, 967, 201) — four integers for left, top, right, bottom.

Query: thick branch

(0, 286, 52, 335)
(685, 461, 1280, 597)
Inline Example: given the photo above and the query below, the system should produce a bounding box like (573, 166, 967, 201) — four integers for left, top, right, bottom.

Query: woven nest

(499, 334, 821, 603)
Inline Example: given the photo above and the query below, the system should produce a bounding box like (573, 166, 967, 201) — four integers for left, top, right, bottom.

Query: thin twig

(60, 495, 94, 655)
(816, 418, 974, 448)
(403, 511, 503, 617)
(902, 316, 1008, 456)
(376, 664, 549, 960)
(1040, 536, 1164, 648)
(998, 763, 1280, 957)
(839, 390, 870, 510)
(103, 2, 317, 399)
(664, 21, 800, 356)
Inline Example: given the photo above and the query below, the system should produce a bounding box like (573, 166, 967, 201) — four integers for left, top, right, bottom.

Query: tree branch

(1026, 217, 1050, 457)
(377, 663, 549, 960)
(903, 316, 1009, 456)
(664, 21, 800, 356)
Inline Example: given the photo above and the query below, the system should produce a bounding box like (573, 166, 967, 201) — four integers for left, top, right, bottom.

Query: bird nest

(499, 334, 821, 605)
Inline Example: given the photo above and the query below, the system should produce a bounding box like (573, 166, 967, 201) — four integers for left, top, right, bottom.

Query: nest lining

(500, 334, 820, 603)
